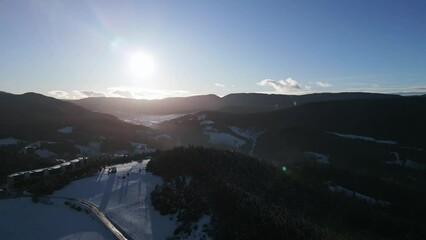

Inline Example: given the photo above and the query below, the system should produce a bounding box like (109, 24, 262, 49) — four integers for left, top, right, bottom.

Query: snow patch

(198, 122, 250, 148)
(229, 126, 265, 155)
(327, 132, 397, 145)
(327, 182, 390, 206)
(383, 152, 426, 170)
(58, 126, 74, 134)
(123, 114, 186, 126)
(303, 151, 330, 164)
(200, 120, 214, 125)
(404, 159, 426, 170)
(131, 142, 156, 154)
(0, 137, 19, 145)
(203, 126, 245, 148)
(197, 114, 206, 121)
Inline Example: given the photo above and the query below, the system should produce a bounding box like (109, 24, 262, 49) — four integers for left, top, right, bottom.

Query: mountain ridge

(69, 92, 401, 117)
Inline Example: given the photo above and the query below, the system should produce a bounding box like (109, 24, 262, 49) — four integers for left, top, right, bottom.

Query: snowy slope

(197, 115, 246, 148)
(229, 126, 265, 155)
(58, 126, 74, 134)
(303, 151, 330, 164)
(0, 197, 115, 240)
(0, 137, 19, 145)
(53, 160, 177, 240)
(327, 132, 397, 145)
(327, 182, 390, 206)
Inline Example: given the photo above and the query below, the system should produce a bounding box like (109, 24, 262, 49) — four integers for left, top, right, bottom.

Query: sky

(0, 0, 425, 99)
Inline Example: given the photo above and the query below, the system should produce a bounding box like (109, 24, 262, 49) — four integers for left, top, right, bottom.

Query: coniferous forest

(147, 146, 426, 240)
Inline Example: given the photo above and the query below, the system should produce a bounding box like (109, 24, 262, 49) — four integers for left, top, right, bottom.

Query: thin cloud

(107, 87, 191, 99)
(257, 78, 309, 92)
(48, 90, 72, 99)
(316, 82, 332, 87)
(48, 88, 193, 100)
(214, 83, 226, 87)
(48, 90, 106, 99)
(111, 90, 133, 98)
(77, 90, 106, 97)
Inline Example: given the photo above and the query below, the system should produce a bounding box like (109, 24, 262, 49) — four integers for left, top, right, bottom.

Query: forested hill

(0, 91, 164, 146)
(147, 147, 426, 239)
(204, 96, 426, 147)
(70, 92, 399, 117)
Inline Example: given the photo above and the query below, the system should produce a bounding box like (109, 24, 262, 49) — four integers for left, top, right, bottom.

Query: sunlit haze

(1, 0, 425, 99)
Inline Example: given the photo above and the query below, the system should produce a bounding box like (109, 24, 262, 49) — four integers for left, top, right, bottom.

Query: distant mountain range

(2, 90, 425, 169)
(70, 92, 400, 117)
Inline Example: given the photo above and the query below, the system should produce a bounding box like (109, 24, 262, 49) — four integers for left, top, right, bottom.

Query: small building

(22, 146, 37, 155)
(6, 157, 90, 189)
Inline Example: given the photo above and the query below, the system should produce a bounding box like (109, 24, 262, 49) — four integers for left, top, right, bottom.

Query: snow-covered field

(303, 151, 330, 164)
(196, 115, 246, 148)
(229, 126, 265, 155)
(123, 114, 186, 126)
(404, 159, 426, 170)
(0, 197, 115, 240)
(58, 126, 74, 134)
(383, 152, 426, 170)
(202, 126, 245, 148)
(327, 132, 397, 145)
(200, 120, 214, 125)
(327, 182, 390, 206)
(0, 137, 19, 145)
(53, 161, 177, 240)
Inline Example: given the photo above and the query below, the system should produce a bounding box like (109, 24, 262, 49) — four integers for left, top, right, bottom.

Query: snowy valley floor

(0, 197, 115, 240)
(0, 160, 177, 240)
(53, 160, 176, 240)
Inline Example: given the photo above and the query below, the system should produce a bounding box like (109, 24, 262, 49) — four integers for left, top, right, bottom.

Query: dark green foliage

(31, 195, 40, 203)
(148, 147, 426, 239)
(148, 147, 352, 239)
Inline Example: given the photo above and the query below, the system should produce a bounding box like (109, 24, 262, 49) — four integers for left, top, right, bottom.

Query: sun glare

(128, 51, 157, 78)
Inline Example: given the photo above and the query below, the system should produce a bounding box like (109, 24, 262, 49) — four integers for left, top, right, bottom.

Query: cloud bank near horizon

(257, 78, 310, 93)
(48, 87, 192, 100)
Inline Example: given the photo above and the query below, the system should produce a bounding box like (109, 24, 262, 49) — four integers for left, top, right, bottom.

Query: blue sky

(0, 0, 425, 99)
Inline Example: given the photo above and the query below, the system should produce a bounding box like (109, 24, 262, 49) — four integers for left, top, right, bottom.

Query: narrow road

(19, 194, 129, 240)
(79, 199, 128, 240)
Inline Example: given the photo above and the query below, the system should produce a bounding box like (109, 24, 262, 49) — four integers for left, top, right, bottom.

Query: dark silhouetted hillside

(0, 92, 165, 146)
(70, 92, 399, 117)
(147, 147, 426, 239)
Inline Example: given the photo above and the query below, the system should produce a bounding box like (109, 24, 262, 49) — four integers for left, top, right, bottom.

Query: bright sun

(128, 51, 156, 78)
